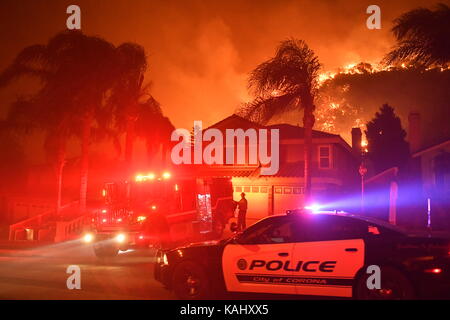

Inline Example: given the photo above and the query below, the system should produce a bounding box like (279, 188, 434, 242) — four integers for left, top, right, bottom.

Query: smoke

(153, 18, 250, 129)
(0, 0, 445, 163)
(136, 0, 442, 129)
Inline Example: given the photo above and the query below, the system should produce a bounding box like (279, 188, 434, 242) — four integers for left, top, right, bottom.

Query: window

(433, 152, 450, 191)
(318, 145, 332, 169)
(284, 187, 292, 194)
(237, 217, 295, 244)
(295, 215, 402, 242)
(293, 187, 304, 194)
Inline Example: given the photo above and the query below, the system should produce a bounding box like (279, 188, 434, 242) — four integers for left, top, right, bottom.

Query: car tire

(354, 266, 415, 300)
(172, 261, 211, 300)
(93, 245, 119, 258)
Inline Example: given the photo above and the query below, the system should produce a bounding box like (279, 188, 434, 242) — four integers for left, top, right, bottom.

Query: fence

(8, 201, 80, 241)
(54, 213, 90, 242)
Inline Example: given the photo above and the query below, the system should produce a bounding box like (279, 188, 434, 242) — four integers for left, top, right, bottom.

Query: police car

(154, 209, 450, 299)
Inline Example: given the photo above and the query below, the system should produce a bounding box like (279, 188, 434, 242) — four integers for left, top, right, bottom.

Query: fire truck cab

(83, 170, 235, 258)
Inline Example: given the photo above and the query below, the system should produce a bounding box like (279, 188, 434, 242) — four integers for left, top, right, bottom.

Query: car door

(222, 217, 297, 295)
(290, 215, 365, 298)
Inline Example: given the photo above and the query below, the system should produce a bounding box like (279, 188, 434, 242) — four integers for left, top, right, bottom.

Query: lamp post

(359, 163, 367, 214)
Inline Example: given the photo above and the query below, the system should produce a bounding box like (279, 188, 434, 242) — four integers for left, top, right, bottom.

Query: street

(0, 242, 175, 300)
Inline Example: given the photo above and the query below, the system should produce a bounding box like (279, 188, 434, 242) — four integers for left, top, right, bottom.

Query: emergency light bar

(304, 204, 321, 211)
(135, 173, 155, 182)
(135, 171, 171, 182)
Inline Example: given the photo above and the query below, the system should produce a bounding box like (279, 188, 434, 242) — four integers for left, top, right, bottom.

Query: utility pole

(359, 162, 367, 214)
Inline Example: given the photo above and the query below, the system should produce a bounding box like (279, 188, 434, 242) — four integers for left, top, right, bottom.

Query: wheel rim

(179, 269, 201, 297)
(186, 275, 200, 296)
(363, 277, 408, 300)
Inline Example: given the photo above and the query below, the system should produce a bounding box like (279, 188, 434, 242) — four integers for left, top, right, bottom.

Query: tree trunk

(146, 138, 156, 166)
(124, 117, 135, 167)
(303, 102, 315, 204)
(55, 146, 65, 220)
(79, 115, 91, 214)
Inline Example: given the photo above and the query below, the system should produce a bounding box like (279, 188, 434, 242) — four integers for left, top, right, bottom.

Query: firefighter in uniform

(237, 192, 248, 231)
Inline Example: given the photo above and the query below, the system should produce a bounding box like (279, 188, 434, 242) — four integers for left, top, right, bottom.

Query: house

(363, 112, 450, 230)
(411, 138, 450, 230)
(412, 139, 450, 198)
(201, 114, 360, 224)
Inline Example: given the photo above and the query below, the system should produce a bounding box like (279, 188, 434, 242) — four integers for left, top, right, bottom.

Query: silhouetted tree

(238, 39, 321, 201)
(0, 127, 27, 195)
(0, 31, 127, 213)
(316, 66, 450, 145)
(365, 104, 410, 174)
(109, 43, 147, 167)
(134, 96, 175, 166)
(384, 3, 450, 68)
(108, 43, 174, 169)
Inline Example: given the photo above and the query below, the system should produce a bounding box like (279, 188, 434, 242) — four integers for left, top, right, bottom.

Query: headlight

(137, 216, 147, 222)
(115, 233, 126, 243)
(163, 253, 169, 265)
(83, 233, 94, 243)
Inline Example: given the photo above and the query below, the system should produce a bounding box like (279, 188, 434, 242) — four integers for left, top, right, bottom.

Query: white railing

(54, 214, 90, 242)
(8, 201, 80, 241)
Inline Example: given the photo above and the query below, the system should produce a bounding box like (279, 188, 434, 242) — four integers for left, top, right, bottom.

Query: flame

(271, 89, 282, 97)
(329, 102, 340, 110)
(316, 62, 449, 142)
(319, 62, 449, 86)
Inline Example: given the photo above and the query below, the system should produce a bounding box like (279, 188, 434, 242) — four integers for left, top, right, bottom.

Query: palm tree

(110, 43, 147, 167)
(3, 96, 76, 216)
(384, 3, 450, 68)
(238, 39, 321, 202)
(134, 97, 175, 166)
(0, 31, 120, 214)
(109, 44, 174, 170)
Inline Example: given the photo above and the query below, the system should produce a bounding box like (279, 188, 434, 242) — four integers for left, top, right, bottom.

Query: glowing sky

(0, 0, 444, 130)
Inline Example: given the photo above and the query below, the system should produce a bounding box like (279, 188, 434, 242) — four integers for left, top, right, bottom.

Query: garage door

(234, 186, 269, 224)
(273, 186, 304, 215)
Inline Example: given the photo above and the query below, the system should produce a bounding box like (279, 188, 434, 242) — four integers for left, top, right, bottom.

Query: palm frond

(384, 4, 450, 67)
(237, 93, 299, 124)
(0, 44, 48, 87)
(248, 39, 320, 98)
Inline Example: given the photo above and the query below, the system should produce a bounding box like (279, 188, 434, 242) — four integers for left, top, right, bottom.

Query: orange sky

(0, 0, 444, 131)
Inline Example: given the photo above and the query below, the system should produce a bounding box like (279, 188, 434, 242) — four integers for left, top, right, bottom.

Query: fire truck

(82, 169, 235, 257)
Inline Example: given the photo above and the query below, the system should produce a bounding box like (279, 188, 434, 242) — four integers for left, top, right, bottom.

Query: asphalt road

(0, 241, 175, 300)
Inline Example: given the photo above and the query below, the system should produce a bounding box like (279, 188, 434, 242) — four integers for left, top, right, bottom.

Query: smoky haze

(0, 0, 446, 163)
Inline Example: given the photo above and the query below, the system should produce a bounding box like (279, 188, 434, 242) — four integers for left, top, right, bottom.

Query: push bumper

(154, 250, 173, 289)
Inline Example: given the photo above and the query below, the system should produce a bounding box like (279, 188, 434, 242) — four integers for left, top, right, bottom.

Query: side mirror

(230, 222, 238, 233)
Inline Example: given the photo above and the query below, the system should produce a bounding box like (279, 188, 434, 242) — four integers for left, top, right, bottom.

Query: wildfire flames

(319, 62, 449, 84)
(315, 62, 449, 142)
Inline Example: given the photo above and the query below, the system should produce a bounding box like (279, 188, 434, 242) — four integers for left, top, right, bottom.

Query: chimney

(351, 127, 362, 156)
(408, 112, 421, 153)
